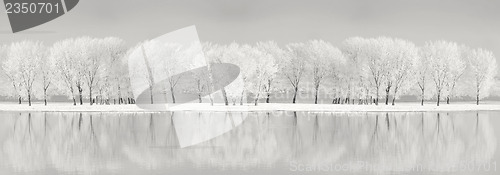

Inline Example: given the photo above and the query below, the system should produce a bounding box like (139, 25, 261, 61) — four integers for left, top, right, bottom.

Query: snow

(1, 102, 500, 112)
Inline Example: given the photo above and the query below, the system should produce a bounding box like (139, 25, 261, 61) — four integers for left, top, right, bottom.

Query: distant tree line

(0, 36, 497, 106)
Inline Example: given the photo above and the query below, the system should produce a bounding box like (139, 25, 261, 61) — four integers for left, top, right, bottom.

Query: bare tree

(203, 42, 228, 105)
(187, 42, 211, 104)
(422, 40, 461, 106)
(256, 41, 282, 103)
(416, 49, 431, 106)
(444, 46, 467, 104)
(466, 48, 498, 105)
(6, 41, 44, 106)
(39, 52, 55, 106)
(51, 39, 78, 105)
(283, 43, 307, 104)
(304, 40, 342, 104)
(241, 44, 278, 106)
(389, 38, 418, 105)
(71, 37, 91, 105)
(343, 37, 386, 105)
(99, 37, 126, 105)
(145, 41, 185, 103)
(140, 45, 155, 104)
(1, 45, 22, 104)
(79, 37, 104, 105)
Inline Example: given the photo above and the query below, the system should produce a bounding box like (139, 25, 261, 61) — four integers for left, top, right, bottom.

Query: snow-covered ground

(1, 101, 500, 112)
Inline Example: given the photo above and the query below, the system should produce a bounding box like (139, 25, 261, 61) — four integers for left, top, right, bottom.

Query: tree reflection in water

(0, 111, 497, 174)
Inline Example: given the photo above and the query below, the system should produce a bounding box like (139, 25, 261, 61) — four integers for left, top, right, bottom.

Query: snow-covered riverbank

(1, 102, 500, 112)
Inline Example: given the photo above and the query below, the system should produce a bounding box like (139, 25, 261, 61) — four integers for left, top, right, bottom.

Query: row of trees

(0, 36, 498, 106)
(338, 37, 498, 106)
(0, 37, 131, 106)
(202, 38, 497, 106)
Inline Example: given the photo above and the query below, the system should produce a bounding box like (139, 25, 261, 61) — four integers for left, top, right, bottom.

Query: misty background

(1, 0, 498, 57)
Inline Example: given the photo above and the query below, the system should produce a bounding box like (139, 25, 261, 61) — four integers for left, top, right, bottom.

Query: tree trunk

(198, 94, 202, 103)
(375, 87, 379, 105)
(170, 86, 176, 104)
(208, 94, 214, 106)
(392, 89, 399, 106)
(314, 87, 319, 104)
(254, 93, 260, 106)
(477, 94, 480, 105)
(446, 97, 450, 104)
(18, 96, 22, 104)
(78, 88, 83, 105)
(149, 85, 154, 104)
(44, 89, 48, 106)
(240, 91, 244, 105)
(89, 88, 93, 105)
(117, 85, 122, 104)
(385, 88, 390, 105)
(420, 89, 425, 106)
(437, 92, 441, 106)
(28, 93, 32, 106)
(221, 88, 229, 106)
(292, 86, 298, 104)
(266, 80, 272, 103)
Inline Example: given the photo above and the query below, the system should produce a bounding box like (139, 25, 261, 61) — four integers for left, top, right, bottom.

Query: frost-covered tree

(159, 43, 184, 104)
(6, 41, 45, 106)
(128, 41, 167, 105)
(465, 48, 498, 105)
(180, 42, 211, 104)
(139, 40, 195, 104)
(221, 43, 250, 105)
(78, 37, 105, 105)
(283, 43, 307, 104)
(241, 44, 278, 106)
(343, 37, 387, 105)
(203, 42, 229, 105)
(255, 41, 283, 103)
(387, 38, 418, 105)
(341, 37, 366, 104)
(99, 37, 126, 104)
(303, 40, 342, 104)
(415, 49, 433, 106)
(370, 37, 396, 105)
(1, 44, 23, 103)
(329, 55, 350, 104)
(225, 75, 245, 105)
(422, 41, 462, 106)
(70, 38, 90, 105)
(51, 38, 78, 105)
(38, 51, 56, 106)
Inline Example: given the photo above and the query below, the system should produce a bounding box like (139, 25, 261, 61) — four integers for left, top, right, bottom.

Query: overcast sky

(1, 0, 499, 62)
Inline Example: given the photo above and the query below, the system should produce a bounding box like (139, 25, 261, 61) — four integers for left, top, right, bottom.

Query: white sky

(1, 0, 499, 66)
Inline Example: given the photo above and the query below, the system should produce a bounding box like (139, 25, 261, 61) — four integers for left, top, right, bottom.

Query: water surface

(0, 111, 498, 175)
